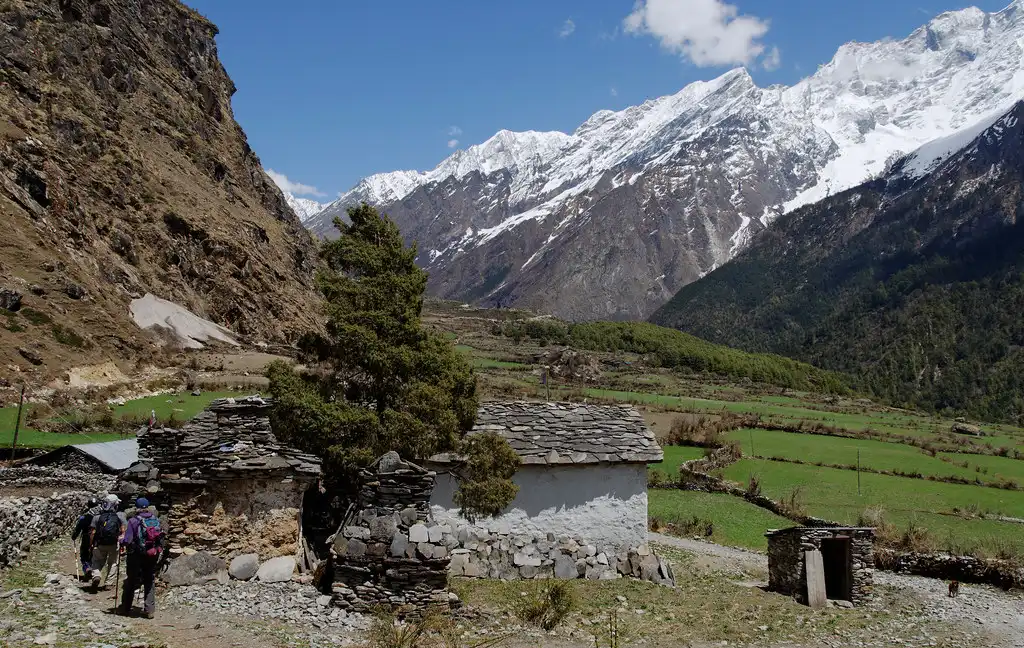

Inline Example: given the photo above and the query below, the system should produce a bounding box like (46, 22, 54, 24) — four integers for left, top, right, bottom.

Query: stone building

(26, 439, 138, 474)
(120, 396, 322, 560)
(766, 526, 875, 606)
(426, 401, 663, 551)
(327, 452, 451, 614)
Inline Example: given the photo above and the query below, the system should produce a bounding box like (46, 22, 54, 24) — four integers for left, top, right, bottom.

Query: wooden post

(9, 385, 25, 462)
(857, 448, 862, 496)
(749, 429, 755, 457)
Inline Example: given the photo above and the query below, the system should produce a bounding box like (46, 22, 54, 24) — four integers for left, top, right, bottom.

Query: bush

(745, 474, 762, 498)
(516, 581, 575, 631)
(778, 486, 807, 519)
(51, 323, 87, 348)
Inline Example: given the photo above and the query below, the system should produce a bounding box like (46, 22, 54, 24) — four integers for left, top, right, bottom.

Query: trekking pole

(113, 555, 120, 610)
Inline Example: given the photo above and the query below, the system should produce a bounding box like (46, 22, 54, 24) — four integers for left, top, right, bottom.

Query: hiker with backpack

(88, 494, 126, 590)
(117, 497, 164, 619)
(71, 497, 102, 581)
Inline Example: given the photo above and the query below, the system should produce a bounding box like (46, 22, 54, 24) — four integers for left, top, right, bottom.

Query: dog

(948, 580, 960, 598)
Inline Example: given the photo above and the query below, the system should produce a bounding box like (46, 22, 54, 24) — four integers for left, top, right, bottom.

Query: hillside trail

(652, 532, 1024, 648)
(44, 547, 320, 648)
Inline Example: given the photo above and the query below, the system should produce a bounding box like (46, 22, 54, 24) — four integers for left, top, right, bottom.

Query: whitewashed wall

(426, 463, 649, 550)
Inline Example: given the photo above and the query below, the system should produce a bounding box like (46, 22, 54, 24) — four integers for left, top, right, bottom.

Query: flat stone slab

(256, 556, 296, 583)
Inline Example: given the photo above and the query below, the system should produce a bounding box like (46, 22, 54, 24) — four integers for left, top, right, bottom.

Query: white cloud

(559, 18, 576, 38)
(762, 46, 781, 71)
(447, 139, 460, 149)
(610, 87, 619, 97)
(447, 126, 463, 136)
(266, 169, 325, 197)
(624, 0, 774, 68)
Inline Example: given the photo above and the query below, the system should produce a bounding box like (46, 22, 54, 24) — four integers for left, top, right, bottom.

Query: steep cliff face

(0, 0, 320, 384)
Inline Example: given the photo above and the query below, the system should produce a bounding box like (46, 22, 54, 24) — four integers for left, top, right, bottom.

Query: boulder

(228, 553, 259, 581)
(0, 289, 22, 312)
(256, 556, 296, 583)
(163, 551, 227, 587)
(554, 554, 577, 579)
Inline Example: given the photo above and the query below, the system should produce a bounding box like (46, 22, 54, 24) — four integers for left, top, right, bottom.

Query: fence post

(9, 384, 26, 461)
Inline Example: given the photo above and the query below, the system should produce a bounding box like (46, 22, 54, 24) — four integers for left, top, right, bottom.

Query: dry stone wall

(876, 548, 1024, 589)
(0, 491, 91, 567)
(0, 466, 114, 494)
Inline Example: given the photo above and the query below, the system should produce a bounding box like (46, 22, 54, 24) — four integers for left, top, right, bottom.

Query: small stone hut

(120, 396, 322, 559)
(766, 526, 875, 606)
(26, 439, 138, 474)
(426, 401, 663, 551)
(328, 452, 451, 614)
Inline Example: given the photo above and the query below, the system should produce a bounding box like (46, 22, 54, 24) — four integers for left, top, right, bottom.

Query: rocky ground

(4, 535, 1024, 648)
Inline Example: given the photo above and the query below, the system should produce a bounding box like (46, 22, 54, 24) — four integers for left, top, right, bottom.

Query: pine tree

(268, 203, 519, 520)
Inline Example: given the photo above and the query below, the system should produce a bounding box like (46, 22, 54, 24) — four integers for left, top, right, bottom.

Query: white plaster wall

(427, 463, 649, 550)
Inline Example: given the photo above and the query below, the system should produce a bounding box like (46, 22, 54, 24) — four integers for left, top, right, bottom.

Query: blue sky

(183, 0, 1011, 199)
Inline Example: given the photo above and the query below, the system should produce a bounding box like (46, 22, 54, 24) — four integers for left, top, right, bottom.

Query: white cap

(105, 494, 120, 503)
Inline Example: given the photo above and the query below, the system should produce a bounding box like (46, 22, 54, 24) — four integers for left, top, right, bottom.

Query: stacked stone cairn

(328, 452, 451, 614)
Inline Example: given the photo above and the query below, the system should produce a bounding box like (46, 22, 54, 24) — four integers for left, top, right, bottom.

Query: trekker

(117, 497, 164, 619)
(70, 497, 101, 581)
(88, 494, 126, 590)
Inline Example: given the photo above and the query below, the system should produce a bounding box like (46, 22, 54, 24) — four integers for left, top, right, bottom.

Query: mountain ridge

(651, 99, 1024, 422)
(308, 1, 1024, 321)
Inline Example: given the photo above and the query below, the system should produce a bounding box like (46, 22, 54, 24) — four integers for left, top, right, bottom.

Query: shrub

(745, 474, 763, 498)
(777, 486, 807, 519)
(20, 308, 51, 325)
(646, 468, 666, 489)
(51, 323, 87, 348)
(516, 581, 575, 631)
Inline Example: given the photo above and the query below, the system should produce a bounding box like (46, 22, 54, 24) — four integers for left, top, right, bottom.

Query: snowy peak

(306, 1, 1024, 321)
(284, 192, 326, 224)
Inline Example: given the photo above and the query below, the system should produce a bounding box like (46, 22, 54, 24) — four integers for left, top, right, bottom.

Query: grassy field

(651, 445, 705, 477)
(648, 490, 791, 550)
(725, 427, 1024, 484)
(721, 458, 1024, 556)
(0, 390, 241, 448)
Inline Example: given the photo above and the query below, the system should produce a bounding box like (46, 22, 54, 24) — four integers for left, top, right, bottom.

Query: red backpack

(134, 516, 164, 557)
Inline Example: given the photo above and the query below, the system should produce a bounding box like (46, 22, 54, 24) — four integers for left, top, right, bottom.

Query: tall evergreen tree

(267, 203, 519, 521)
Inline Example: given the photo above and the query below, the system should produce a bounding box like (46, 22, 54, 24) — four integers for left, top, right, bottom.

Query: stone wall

(767, 527, 874, 605)
(875, 548, 1024, 590)
(446, 526, 674, 585)
(0, 466, 114, 495)
(429, 463, 649, 551)
(0, 491, 91, 567)
(328, 453, 451, 615)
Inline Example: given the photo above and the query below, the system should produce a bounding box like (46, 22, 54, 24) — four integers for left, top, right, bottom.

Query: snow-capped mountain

(284, 192, 327, 224)
(309, 1, 1024, 321)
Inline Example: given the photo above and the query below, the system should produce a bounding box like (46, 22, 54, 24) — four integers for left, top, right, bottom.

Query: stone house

(425, 401, 663, 551)
(119, 396, 322, 560)
(766, 526, 875, 606)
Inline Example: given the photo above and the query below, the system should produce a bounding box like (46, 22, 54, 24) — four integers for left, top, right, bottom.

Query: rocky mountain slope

(310, 1, 1024, 321)
(0, 0, 320, 387)
(651, 101, 1024, 423)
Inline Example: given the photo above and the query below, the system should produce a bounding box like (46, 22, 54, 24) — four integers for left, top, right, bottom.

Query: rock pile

(0, 491, 91, 567)
(328, 452, 451, 614)
(537, 348, 602, 383)
(0, 466, 114, 494)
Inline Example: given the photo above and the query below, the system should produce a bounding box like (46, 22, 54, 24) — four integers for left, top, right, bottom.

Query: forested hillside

(652, 102, 1024, 423)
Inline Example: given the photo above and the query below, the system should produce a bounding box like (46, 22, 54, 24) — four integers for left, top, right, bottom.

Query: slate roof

(27, 439, 139, 472)
(430, 401, 663, 466)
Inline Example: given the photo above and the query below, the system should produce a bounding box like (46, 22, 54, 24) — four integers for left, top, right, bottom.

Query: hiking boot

(114, 605, 132, 616)
(142, 611, 154, 619)
(90, 575, 101, 591)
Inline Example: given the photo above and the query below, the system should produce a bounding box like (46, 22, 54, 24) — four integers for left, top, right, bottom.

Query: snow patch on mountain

(900, 107, 1017, 178)
(284, 192, 326, 223)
